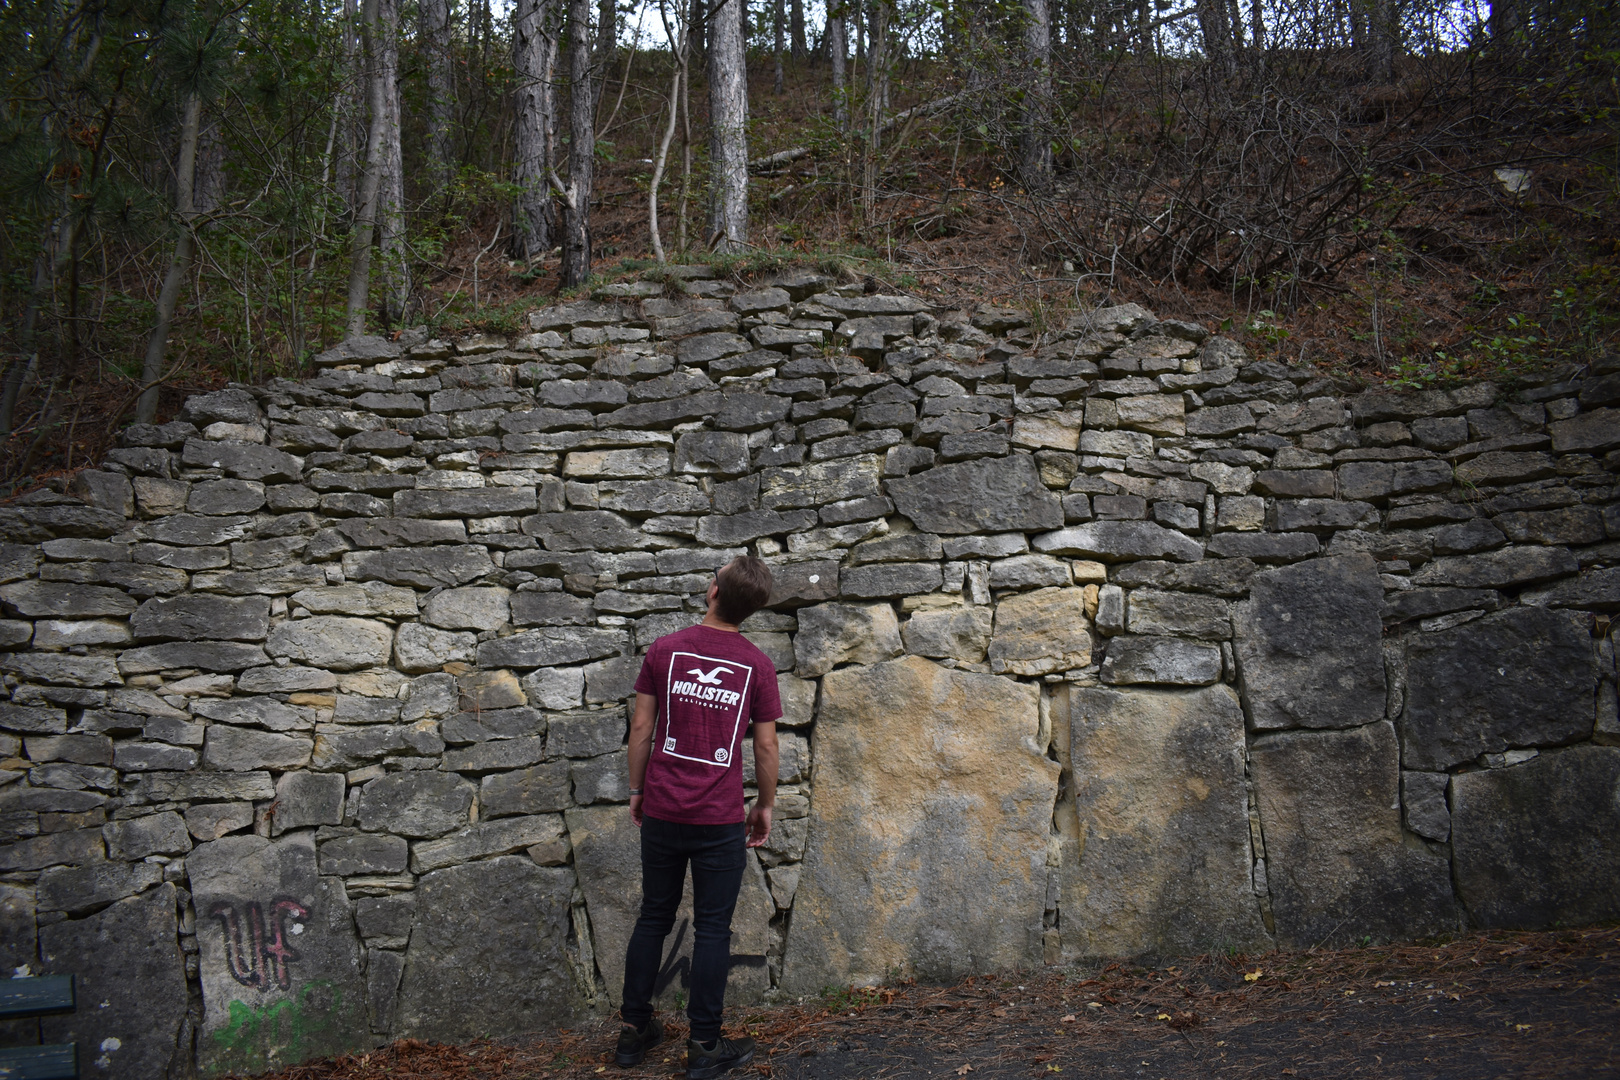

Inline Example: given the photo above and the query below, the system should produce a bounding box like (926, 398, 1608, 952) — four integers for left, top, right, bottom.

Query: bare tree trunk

(860, 0, 888, 221)
(707, 0, 748, 250)
(338, 0, 366, 212)
(377, 0, 408, 324)
(595, 0, 617, 114)
(650, 1, 688, 262)
(690, 0, 706, 66)
(1365, 0, 1395, 81)
(346, 0, 389, 338)
(790, 0, 806, 60)
(1249, 0, 1266, 51)
(828, 8, 848, 129)
(512, 0, 560, 260)
(421, 0, 456, 190)
(677, 31, 693, 255)
(136, 93, 202, 426)
(559, 0, 595, 286)
(1198, 0, 1235, 74)
(1020, 0, 1053, 186)
(773, 0, 786, 94)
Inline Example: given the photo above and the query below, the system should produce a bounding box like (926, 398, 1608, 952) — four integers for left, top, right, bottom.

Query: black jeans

(620, 815, 746, 1043)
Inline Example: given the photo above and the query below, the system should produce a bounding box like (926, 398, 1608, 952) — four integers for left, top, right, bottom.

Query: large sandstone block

(901, 604, 993, 662)
(887, 455, 1063, 535)
(793, 602, 902, 677)
(1401, 607, 1595, 771)
(988, 587, 1092, 675)
(1032, 521, 1202, 563)
(1063, 685, 1269, 957)
(1232, 554, 1385, 730)
(1450, 746, 1620, 928)
(187, 834, 368, 1074)
(1250, 722, 1455, 947)
(566, 806, 774, 1008)
(394, 858, 581, 1040)
(39, 884, 187, 1080)
(779, 657, 1059, 991)
(132, 595, 270, 642)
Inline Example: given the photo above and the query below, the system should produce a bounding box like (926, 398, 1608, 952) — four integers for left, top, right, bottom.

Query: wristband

(628, 788, 643, 795)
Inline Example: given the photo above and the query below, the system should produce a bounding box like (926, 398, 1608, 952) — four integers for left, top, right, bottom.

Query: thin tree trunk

(791, 0, 806, 60)
(1365, 0, 1395, 81)
(1020, 0, 1053, 185)
(774, 0, 786, 94)
(828, 8, 848, 129)
(707, 0, 748, 250)
(512, 0, 561, 261)
(421, 0, 456, 189)
(677, 33, 693, 255)
(559, 0, 595, 287)
(377, 0, 408, 324)
(650, 2, 687, 262)
(860, 0, 888, 222)
(1249, 0, 1266, 51)
(1198, 0, 1235, 74)
(136, 93, 203, 426)
(346, 0, 389, 338)
(339, 0, 366, 212)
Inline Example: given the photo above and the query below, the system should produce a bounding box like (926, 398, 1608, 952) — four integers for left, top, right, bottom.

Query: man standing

(615, 556, 781, 1079)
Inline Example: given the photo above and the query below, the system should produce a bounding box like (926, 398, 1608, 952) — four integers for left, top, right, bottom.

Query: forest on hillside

(1, 0, 1616, 491)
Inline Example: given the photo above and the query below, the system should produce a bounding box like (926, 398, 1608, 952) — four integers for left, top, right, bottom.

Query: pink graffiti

(210, 897, 310, 990)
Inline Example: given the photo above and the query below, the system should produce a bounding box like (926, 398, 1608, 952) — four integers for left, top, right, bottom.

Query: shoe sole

(616, 1030, 662, 1067)
(685, 1046, 753, 1080)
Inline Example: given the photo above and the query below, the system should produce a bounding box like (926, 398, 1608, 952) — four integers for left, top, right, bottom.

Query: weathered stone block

(38, 884, 187, 1080)
(1033, 521, 1203, 562)
(1401, 771, 1450, 841)
(185, 802, 254, 841)
(1450, 746, 1620, 928)
(888, 455, 1063, 535)
(476, 626, 627, 669)
(266, 616, 393, 671)
(1063, 685, 1269, 957)
(674, 431, 751, 476)
(1250, 722, 1455, 947)
(780, 658, 1058, 990)
(392, 622, 477, 673)
(343, 545, 496, 588)
(131, 595, 269, 642)
(1232, 554, 1385, 731)
(394, 858, 581, 1039)
(1099, 635, 1221, 686)
(202, 726, 312, 771)
(422, 586, 511, 631)
(356, 772, 474, 838)
(793, 602, 902, 677)
(409, 814, 567, 873)
(1126, 590, 1230, 639)
(36, 858, 163, 916)
(103, 811, 190, 860)
(1410, 546, 1579, 589)
(318, 833, 408, 876)
(546, 708, 625, 759)
(0, 581, 135, 619)
(481, 760, 573, 818)
(901, 605, 993, 662)
(696, 509, 818, 546)
(987, 587, 1092, 675)
(270, 771, 346, 834)
(188, 833, 368, 1074)
(839, 562, 942, 599)
(1401, 607, 1595, 771)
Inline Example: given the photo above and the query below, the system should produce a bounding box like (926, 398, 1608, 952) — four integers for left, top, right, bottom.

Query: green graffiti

(208, 980, 348, 1075)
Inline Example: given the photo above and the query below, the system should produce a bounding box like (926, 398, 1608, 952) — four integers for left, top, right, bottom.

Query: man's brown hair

(714, 556, 773, 625)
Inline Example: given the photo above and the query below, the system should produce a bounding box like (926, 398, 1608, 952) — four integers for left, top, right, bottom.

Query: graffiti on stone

(210, 897, 311, 991)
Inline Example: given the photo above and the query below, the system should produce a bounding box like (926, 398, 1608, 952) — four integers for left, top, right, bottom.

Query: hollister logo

(660, 650, 754, 769)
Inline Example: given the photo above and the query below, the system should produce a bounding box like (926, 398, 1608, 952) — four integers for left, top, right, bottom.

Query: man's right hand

(629, 792, 644, 827)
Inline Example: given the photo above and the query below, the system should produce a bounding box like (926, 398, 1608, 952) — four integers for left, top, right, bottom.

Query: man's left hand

(745, 802, 772, 848)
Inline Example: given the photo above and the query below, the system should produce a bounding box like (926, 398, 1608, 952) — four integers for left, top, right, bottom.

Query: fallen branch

(748, 91, 972, 173)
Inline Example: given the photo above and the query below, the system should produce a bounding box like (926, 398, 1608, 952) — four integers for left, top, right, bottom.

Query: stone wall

(1, 266, 1618, 1076)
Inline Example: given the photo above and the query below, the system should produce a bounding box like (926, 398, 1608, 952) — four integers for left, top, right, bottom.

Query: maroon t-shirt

(633, 624, 783, 825)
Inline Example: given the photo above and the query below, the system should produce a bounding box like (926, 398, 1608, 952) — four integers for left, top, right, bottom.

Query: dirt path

(247, 927, 1618, 1080)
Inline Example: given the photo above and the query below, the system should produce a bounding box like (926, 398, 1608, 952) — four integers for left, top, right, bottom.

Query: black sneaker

(615, 1017, 663, 1067)
(685, 1035, 755, 1080)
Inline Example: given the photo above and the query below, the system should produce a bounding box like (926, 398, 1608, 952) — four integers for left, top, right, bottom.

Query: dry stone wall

(1, 264, 1618, 1076)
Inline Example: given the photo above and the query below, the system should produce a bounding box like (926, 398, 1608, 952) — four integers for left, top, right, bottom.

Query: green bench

(0, 976, 78, 1080)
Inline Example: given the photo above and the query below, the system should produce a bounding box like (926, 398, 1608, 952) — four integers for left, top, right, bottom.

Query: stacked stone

(0, 262, 1616, 1078)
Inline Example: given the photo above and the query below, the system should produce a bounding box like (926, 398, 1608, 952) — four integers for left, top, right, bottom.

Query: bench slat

(0, 978, 74, 1021)
(0, 1043, 78, 1080)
